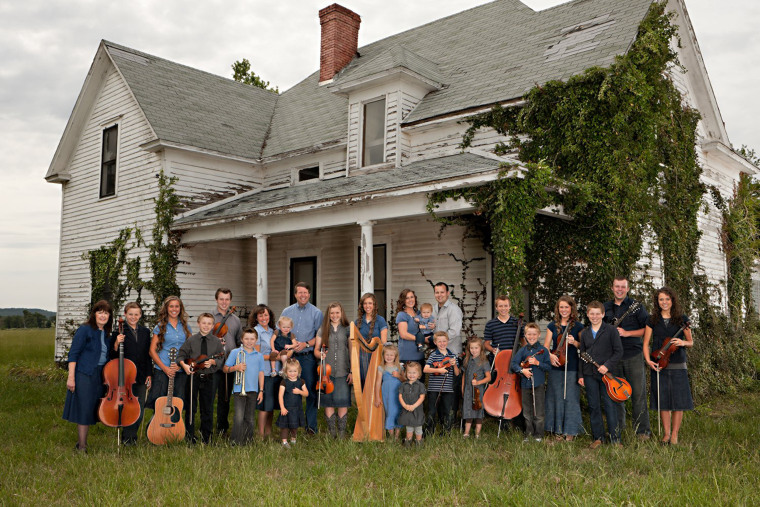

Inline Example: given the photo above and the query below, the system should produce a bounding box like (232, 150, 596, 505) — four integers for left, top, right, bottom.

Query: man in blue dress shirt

(281, 282, 323, 434)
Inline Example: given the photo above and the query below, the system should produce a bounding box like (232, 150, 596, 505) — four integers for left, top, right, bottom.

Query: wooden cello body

(147, 348, 185, 445)
(482, 349, 522, 420)
(98, 343, 140, 428)
(350, 322, 385, 442)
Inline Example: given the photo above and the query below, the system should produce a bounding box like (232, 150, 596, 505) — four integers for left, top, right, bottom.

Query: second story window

(298, 166, 320, 183)
(362, 98, 385, 167)
(100, 125, 118, 198)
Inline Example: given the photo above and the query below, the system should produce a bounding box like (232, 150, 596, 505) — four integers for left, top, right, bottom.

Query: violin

(432, 356, 456, 374)
(212, 306, 237, 341)
(187, 352, 225, 372)
(471, 373, 482, 411)
(520, 349, 545, 368)
(317, 345, 334, 393)
(651, 323, 689, 370)
(482, 313, 524, 420)
(99, 317, 141, 428)
(551, 323, 571, 367)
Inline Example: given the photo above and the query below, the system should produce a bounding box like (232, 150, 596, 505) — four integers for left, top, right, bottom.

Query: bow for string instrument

(213, 306, 237, 401)
(579, 351, 632, 402)
(99, 316, 140, 449)
(482, 313, 524, 436)
(651, 323, 690, 370)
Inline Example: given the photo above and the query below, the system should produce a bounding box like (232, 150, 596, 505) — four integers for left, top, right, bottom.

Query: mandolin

(147, 348, 185, 445)
(579, 352, 632, 402)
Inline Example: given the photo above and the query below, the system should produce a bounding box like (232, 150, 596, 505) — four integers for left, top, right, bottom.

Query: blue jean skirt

(62, 366, 104, 425)
(320, 375, 351, 408)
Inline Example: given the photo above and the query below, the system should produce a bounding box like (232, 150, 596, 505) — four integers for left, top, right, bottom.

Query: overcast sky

(0, 0, 758, 311)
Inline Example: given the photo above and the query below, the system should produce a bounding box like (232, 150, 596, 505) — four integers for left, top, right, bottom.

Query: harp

(350, 322, 385, 441)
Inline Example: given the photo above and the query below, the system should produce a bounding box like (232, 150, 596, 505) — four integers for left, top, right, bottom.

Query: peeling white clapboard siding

(54, 66, 161, 360)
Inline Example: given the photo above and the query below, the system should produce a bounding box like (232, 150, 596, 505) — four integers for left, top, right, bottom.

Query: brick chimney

(319, 4, 361, 83)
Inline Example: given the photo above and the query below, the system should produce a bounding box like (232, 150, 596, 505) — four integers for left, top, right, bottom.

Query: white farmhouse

(46, 0, 757, 359)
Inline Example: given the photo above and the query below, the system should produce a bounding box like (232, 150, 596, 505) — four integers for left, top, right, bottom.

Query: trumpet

(234, 350, 247, 396)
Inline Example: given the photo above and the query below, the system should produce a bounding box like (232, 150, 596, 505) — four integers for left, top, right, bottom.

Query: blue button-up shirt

(152, 321, 191, 369)
(281, 302, 323, 354)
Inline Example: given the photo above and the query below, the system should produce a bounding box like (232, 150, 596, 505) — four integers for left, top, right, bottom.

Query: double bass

(99, 317, 140, 429)
(482, 314, 524, 422)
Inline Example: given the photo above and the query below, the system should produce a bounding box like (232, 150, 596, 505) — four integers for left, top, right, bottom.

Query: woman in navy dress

(643, 287, 694, 446)
(63, 300, 113, 452)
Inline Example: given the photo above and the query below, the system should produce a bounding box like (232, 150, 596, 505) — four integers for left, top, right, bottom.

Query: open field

(1, 328, 758, 505)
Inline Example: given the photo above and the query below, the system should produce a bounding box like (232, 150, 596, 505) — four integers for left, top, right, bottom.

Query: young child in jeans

(414, 303, 436, 351)
(510, 322, 550, 442)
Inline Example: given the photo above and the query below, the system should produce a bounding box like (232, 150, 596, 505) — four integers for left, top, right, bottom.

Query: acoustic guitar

(147, 348, 185, 445)
(580, 352, 632, 402)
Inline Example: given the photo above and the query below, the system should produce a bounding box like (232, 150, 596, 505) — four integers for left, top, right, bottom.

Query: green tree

(231, 59, 279, 93)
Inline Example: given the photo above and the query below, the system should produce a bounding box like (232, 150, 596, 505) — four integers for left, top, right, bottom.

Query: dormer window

(297, 166, 320, 183)
(100, 125, 118, 198)
(362, 98, 385, 166)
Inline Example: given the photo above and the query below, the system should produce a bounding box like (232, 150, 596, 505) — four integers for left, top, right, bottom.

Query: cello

(99, 317, 140, 432)
(482, 314, 524, 428)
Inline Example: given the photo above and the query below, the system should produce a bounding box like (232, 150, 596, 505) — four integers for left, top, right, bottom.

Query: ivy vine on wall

(426, 2, 759, 398)
(84, 169, 182, 322)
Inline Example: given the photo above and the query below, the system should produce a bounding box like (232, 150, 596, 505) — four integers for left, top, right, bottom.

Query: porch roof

(173, 152, 506, 228)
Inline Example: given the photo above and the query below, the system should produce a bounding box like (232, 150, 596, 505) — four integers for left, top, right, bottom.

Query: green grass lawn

(1, 328, 758, 505)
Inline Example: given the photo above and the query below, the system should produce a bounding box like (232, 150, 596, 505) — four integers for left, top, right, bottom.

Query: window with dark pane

(100, 125, 118, 198)
(362, 98, 385, 167)
(298, 166, 320, 182)
(290, 256, 317, 306)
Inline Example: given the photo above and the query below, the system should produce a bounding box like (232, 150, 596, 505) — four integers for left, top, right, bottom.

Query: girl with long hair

(148, 296, 192, 411)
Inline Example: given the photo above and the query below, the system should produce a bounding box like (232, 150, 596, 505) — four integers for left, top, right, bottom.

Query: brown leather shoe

(637, 433, 651, 441)
(589, 439, 602, 449)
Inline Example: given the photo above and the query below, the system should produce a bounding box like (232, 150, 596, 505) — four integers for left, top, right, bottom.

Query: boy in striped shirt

(423, 331, 460, 436)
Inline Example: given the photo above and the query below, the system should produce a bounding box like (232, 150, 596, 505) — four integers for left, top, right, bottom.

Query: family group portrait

(2, 0, 759, 503)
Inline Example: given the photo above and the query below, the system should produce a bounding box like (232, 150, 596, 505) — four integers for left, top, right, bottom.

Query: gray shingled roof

(104, 0, 653, 160)
(105, 41, 277, 160)
(331, 45, 447, 87)
(263, 0, 653, 157)
(174, 153, 504, 226)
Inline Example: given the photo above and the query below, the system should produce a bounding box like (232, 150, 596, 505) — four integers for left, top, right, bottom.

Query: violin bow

(656, 368, 661, 437)
(318, 346, 324, 410)
(563, 324, 569, 401)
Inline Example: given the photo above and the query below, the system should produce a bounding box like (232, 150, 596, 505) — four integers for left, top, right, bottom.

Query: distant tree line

(0, 311, 55, 329)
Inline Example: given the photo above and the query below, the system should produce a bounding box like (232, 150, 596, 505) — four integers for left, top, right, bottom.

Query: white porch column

(255, 234, 269, 305)
(359, 221, 375, 295)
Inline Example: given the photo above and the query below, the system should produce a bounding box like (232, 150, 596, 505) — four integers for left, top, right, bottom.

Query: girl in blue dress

(374, 344, 403, 440)
(63, 300, 114, 452)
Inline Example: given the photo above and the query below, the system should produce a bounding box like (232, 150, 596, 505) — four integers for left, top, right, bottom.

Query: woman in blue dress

(395, 289, 425, 373)
(355, 293, 388, 384)
(63, 300, 114, 452)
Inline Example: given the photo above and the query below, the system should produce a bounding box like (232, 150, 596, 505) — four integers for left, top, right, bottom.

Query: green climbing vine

(145, 170, 183, 318)
(426, 2, 758, 399)
(84, 169, 182, 322)
(714, 173, 760, 327)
